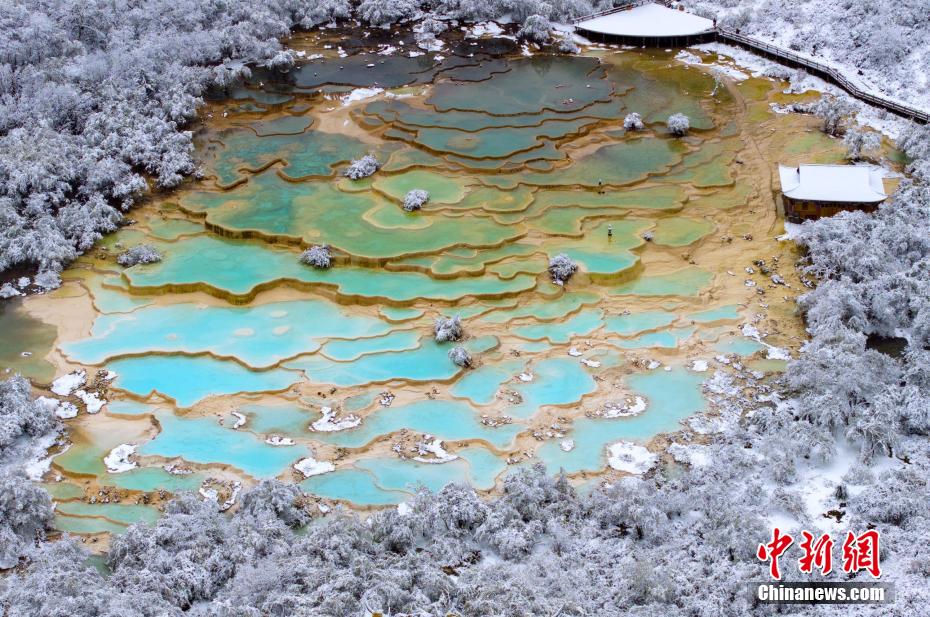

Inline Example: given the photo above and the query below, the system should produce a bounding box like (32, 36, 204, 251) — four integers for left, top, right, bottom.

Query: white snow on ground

(230, 411, 247, 429)
(265, 435, 296, 446)
(607, 442, 658, 474)
(518, 372, 534, 382)
(55, 402, 78, 419)
(669, 443, 711, 467)
(417, 35, 444, 52)
(603, 396, 648, 418)
(396, 501, 411, 516)
(414, 438, 458, 464)
(560, 439, 575, 452)
(74, 390, 105, 414)
(104, 444, 138, 473)
(581, 358, 601, 368)
(465, 21, 504, 38)
(36, 396, 78, 420)
(24, 433, 63, 481)
(741, 323, 792, 360)
(577, 3, 713, 38)
(342, 87, 383, 106)
(311, 406, 361, 432)
(294, 456, 335, 477)
(51, 370, 85, 396)
(568, 347, 583, 357)
(690, 359, 709, 372)
(676, 50, 702, 65)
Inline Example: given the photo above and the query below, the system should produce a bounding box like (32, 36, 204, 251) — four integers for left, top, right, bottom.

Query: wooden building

(778, 164, 887, 222)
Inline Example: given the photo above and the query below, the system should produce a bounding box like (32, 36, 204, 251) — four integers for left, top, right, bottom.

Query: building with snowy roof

(778, 164, 887, 222)
(574, 2, 715, 46)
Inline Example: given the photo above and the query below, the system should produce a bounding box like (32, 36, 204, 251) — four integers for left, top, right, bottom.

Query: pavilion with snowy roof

(778, 164, 887, 222)
(574, 2, 715, 46)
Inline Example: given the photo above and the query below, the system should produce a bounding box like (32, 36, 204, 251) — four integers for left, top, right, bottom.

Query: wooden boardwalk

(572, 5, 929, 124)
(716, 29, 929, 124)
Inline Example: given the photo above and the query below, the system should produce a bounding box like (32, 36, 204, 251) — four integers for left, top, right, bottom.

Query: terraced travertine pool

(5, 34, 863, 536)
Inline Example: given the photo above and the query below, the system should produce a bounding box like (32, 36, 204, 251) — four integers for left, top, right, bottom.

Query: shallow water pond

(7, 43, 826, 528)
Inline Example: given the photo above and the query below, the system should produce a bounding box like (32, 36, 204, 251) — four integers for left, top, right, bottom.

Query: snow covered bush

(300, 245, 332, 269)
(237, 480, 310, 529)
(667, 113, 690, 136)
(117, 245, 162, 267)
(296, 0, 352, 28)
(403, 189, 429, 211)
(264, 50, 295, 72)
(33, 270, 61, 291)
(623, 112, 645, 131)
(358, 0, 418, 27)
(548, 253, 577, 285)
(558, 38, 580, 54)
(449, 345, 472, 368)
(417, 17, 448, 35)
(898, 123, 930, 182)
(517, 15, 551, 44)
(344, 154, 380, 180)
(0, 375, 58, 460)
(434, 315, 464, 343)
(812, 95, 855, 136)
(0, 470, 54, 569)
(0, 283, 18, 298)
(844, 127, 882, 160)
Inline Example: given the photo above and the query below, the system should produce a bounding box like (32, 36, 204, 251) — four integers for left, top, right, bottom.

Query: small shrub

(117, 245, 162, 267)
(449, 346, 472, 368)
(434, 315, 463, 343)
(548, 253, 577, 285)
(667, 113, 690, 136)
(404, 189, 429, 212)
(300, 245, 332, 269)
(344, 154, 380, 180)
(623, 113, 644, 131)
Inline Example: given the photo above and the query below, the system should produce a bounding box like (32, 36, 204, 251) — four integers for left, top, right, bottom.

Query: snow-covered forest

(2, 1, 930, 615)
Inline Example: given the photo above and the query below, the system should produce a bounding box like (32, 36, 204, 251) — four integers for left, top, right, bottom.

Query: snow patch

(311, 406, 361, 432)
(51, 370, 85, 396)
(294, 456, 335, 477)
(413, 438, 458, 464)
(690, 359, 709, 372)
(669, 443, 711, 467)
(607, 442, 658, 475)
(342, 87, 384, 106)
(603, 396, 647, 418)
(104, 444, 138, 473)
(75, 390, 105, 414)
(265, 435, 296, 446)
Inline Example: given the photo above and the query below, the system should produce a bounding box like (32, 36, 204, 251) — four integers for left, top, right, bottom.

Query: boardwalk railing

(715, 29, 929, 124)
(570, 1, 650, 25)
